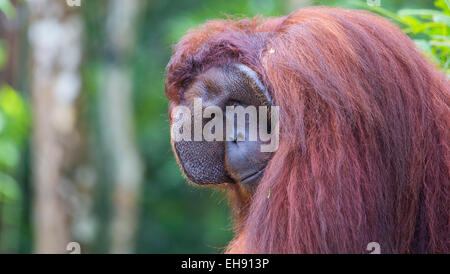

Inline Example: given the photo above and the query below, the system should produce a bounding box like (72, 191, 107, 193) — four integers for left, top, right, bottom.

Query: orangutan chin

(165, 7, 449, 254)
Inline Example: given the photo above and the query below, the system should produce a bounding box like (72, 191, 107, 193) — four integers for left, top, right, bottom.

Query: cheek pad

(224, 138, 272, 185)
(174, 140, 232, 185)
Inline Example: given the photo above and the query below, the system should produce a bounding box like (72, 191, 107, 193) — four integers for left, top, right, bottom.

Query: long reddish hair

(165, 7, 449, 253)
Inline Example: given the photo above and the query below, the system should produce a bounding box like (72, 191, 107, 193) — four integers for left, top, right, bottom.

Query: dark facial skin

(170, 64, 273, 191)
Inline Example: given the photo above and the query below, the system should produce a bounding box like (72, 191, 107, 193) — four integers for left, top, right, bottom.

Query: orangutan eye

(227, 99, 252, 108)
(227, 100, 241, 107)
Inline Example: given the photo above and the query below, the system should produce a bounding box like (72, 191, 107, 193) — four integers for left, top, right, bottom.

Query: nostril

(225, 135, 237, 143)
(236, 131, 245, 142)
(225, 128, 237, 143)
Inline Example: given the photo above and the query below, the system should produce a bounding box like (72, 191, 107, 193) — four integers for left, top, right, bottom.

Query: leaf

(442, 58, 450, 70)
(431, 34, 450, 40)
(430, 40, 450, 48)
(0, 40, 5, 69)
(0, 0, 16, 19)
(350, 1, 404, 23)
(398, 15, 421, 28)
(0, 110, 4, 133)
(435, 0, 450, 14)
(0, 172, 20, 202)
(398, 9, 441, 18)
(0, 85, 30, 143)
(0, 139, 19, 170)
(433, 14, 450, 26)
(398, 15, 423, 34)
(410, 22, 446, 36)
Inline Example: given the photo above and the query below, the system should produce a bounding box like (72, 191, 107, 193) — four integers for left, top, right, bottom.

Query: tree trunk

(28, 0, 83, 253)
(99, 0, 143, 254)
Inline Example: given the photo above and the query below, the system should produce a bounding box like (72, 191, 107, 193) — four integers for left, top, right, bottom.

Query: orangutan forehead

(234, 64, 273, 105)
(182, 63, 272, 106)
(165, 29, 274, 103)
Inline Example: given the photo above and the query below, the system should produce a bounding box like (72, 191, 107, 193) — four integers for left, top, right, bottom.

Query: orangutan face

(169, 63, 278, 192)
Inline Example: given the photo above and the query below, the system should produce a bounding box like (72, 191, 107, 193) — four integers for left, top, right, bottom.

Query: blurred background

(0, 0, 447, 254)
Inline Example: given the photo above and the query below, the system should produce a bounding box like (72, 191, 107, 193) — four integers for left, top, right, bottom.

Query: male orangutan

(165, 7, 449, 253)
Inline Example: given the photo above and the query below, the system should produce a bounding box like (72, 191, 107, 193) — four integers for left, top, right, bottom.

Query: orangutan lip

(240, 168, 265, 184)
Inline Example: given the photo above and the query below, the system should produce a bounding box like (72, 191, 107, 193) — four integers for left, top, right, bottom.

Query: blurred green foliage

(0, 40, 6, 68)
(362, 0, 450, 74)
(0, 0, 15, 20)
(0, 86, 29, 171)
(0, 1, 30, 253)
(82, 0, 288, 254)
